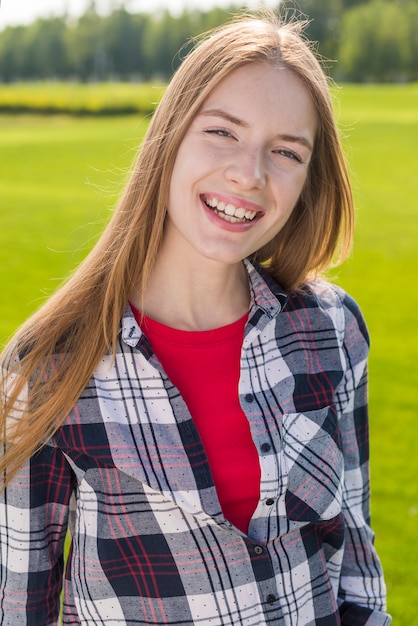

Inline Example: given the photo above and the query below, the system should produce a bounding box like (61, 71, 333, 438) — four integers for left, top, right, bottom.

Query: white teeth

(204, 196, 257, 222)
(222, 213, 242, 223)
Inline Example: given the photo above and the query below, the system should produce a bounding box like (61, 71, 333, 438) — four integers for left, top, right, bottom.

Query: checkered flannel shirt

(0, 260, 390, 625)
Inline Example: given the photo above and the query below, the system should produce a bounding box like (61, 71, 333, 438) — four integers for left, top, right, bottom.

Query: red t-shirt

(131, 305, 261, 533)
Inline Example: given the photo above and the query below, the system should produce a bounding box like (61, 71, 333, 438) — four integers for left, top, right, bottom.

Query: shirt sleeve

(0, 442, 74, 625)
(335, 291, 391, 625)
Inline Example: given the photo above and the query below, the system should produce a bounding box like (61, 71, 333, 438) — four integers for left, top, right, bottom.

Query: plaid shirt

(0, 261, 390, 625)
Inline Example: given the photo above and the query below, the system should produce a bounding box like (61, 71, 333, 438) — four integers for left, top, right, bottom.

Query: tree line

(0, 0, 417, 83)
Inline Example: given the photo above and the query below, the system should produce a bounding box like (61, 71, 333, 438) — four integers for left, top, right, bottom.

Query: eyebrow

(199, 108, 314, 152)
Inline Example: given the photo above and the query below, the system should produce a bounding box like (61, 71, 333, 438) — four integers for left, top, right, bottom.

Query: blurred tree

(102, 9, 144, 79)
(142, 11, 177, 79)
(284, 0, 344, 63)
(339, 0, 413, 81)
(66, 0, 106, 80)
(0, 0, 416, 83)
(141, 7, 232, 80)
(404, 1, 418, 80)
(23, 18, 70, 79)
(340, 0, 369, 7)
(199, 6, 237, 32)
(0, 26, 27, 81)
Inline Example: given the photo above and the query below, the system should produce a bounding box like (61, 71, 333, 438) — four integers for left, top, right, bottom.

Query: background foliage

(0, 81, 165, 115)
(0, 0, 418, 83)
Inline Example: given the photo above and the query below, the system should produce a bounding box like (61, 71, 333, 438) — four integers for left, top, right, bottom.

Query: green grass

(1, 83, 417, 623)
(330, 83, 418, 623)
(0, 114, 148, 340)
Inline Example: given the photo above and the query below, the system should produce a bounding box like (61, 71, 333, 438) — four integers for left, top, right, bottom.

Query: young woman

(0, 11, 390, 626)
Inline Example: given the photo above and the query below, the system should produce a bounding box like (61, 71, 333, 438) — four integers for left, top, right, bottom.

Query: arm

(335, 292, 391, 625)
(0, 443, 74, 626)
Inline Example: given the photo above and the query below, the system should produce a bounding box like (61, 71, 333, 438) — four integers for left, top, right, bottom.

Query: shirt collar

(244, 259, 287, 321)
(121, 305, 143, 347)
(121, 259, 288, 347)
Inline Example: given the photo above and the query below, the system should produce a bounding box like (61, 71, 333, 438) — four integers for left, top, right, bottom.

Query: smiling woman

(138, 62, 318, 329)
(0, 9, 391, 626)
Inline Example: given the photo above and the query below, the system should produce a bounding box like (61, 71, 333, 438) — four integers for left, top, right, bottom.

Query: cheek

(169, 155, 187, 192)
(286, 170, 309, 209)
(170, 155, 200, 196)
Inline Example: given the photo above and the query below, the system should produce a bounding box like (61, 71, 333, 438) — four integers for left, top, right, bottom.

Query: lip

(201, 192, 264, 216)
(200, 192, 264, 232)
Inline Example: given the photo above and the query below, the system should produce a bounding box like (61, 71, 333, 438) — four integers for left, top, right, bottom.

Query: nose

(224, 147, 267, 190)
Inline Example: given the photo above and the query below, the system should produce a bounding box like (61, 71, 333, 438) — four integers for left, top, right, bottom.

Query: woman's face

(164, 62, 317, 268)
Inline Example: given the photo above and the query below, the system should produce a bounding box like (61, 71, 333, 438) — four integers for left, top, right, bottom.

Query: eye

(204, 128, 234, 138)
(274, 148, 303, 164)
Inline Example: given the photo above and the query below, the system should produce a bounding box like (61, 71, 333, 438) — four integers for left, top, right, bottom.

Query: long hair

(0, 10, 354, 487)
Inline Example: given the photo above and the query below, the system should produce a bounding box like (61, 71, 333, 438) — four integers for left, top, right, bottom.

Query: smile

(202, 196, 258, 223)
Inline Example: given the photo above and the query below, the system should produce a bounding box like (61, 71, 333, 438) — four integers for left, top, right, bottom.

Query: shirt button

(266, 594, 278, 604)
(261, 442, 271, 453)
(245, 393, 254, 403)
(266, 498, 275, 506)
(254, 545, 264, 555)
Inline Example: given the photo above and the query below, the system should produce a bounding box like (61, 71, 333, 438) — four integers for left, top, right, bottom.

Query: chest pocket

(282, 406, 343, 523)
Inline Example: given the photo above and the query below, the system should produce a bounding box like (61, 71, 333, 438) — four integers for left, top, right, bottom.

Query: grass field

(1, 83, 417, 622)
(332, 84, 418, 623)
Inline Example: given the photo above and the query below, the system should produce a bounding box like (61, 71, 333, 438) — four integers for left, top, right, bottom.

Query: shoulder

(285, 280, 370, 349)
(290, 279, 352, 309)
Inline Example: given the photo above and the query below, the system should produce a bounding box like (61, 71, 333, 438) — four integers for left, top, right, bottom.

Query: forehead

(199, 62, 317, 137)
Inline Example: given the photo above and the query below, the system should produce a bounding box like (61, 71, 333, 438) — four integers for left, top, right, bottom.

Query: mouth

(202, 195, 260, 224)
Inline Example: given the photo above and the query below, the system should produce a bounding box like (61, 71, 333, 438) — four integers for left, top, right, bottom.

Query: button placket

(245, 537, 282, 620)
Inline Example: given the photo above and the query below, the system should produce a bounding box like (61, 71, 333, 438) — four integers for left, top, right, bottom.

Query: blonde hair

(1, 10, 353, 487)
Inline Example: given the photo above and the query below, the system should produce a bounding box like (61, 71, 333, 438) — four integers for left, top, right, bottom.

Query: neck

(132, 253, 250, 332)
